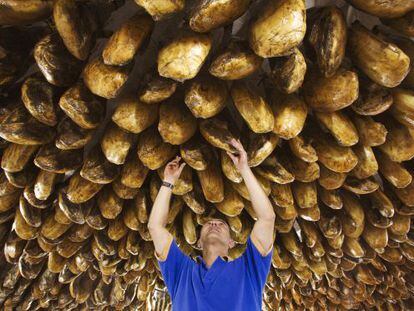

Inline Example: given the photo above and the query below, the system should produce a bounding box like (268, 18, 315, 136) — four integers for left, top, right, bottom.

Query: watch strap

(162, 181, 174, 189)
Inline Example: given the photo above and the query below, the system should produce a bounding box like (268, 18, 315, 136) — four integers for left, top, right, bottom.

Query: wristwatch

(161, 180, 174, 189)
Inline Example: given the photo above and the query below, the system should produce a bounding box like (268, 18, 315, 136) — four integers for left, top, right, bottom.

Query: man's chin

(204, 233, 225, 243)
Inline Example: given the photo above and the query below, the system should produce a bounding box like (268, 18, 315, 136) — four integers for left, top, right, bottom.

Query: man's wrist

(162, 180, 175, 189)
(163, 177, 175, 184)
(239, 165, 251, 177)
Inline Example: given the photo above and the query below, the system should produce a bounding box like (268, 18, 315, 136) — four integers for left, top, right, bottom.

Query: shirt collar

(195, 255, 229, 264)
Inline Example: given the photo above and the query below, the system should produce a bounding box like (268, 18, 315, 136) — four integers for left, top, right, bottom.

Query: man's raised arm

(147, 156, 186, 261)
(226, 139, 276, 256)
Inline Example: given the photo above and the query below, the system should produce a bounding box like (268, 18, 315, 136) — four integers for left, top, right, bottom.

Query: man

(148, 138, 276, 311)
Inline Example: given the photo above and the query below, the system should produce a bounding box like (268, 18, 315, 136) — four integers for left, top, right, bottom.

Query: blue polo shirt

(156, 235, 273, 311)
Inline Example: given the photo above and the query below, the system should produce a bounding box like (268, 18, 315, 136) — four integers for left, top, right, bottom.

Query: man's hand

(164, 156, 186, 184)
(149, 156, 185, 262)
(226, 138, 249, 173)
(226, 140, 275, 256)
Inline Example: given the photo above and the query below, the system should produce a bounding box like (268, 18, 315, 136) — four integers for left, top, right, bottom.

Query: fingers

(178, 162, 186, 172)
(229, 138, 244, 152)
(226, 150, 237, 162)
(172, 155, 181, 163)
(167, 163, 178, 169)
(235, 139, 246, 154)
(168, 155, 181, 166)
(166, 156, 185, 173)
(167, 161, 177, 167)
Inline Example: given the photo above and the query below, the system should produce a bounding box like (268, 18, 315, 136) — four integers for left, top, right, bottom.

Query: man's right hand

(164, 155, 186, 184)
(226, 138, 249, 174)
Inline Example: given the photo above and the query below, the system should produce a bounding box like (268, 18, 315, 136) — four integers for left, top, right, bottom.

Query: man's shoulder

(155, 236, 194, 264)
(248, 234, 274, 257)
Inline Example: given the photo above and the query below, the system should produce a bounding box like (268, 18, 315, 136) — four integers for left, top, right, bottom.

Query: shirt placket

(203, 257, 227, 293)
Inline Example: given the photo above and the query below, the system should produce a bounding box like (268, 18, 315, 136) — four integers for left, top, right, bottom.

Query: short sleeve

(155, 237, 191, 300)
(242, 235, 273, 294)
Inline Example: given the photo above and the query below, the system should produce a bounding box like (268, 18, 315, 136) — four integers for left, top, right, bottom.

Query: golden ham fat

(0, 0, 412, 309)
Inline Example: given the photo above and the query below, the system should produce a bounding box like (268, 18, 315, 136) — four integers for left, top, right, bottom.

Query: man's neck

(202, 242, 228, 268)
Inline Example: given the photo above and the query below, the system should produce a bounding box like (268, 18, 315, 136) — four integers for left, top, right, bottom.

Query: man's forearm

(240, 167, 275, 220)
(148, 185, 173, 229)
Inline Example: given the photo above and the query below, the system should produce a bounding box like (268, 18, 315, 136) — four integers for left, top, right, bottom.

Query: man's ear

(197, 238, 202, 249)
(229, 239, 236, 249)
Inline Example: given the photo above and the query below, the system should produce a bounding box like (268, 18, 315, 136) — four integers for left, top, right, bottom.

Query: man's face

(198, 218, 233, 249)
